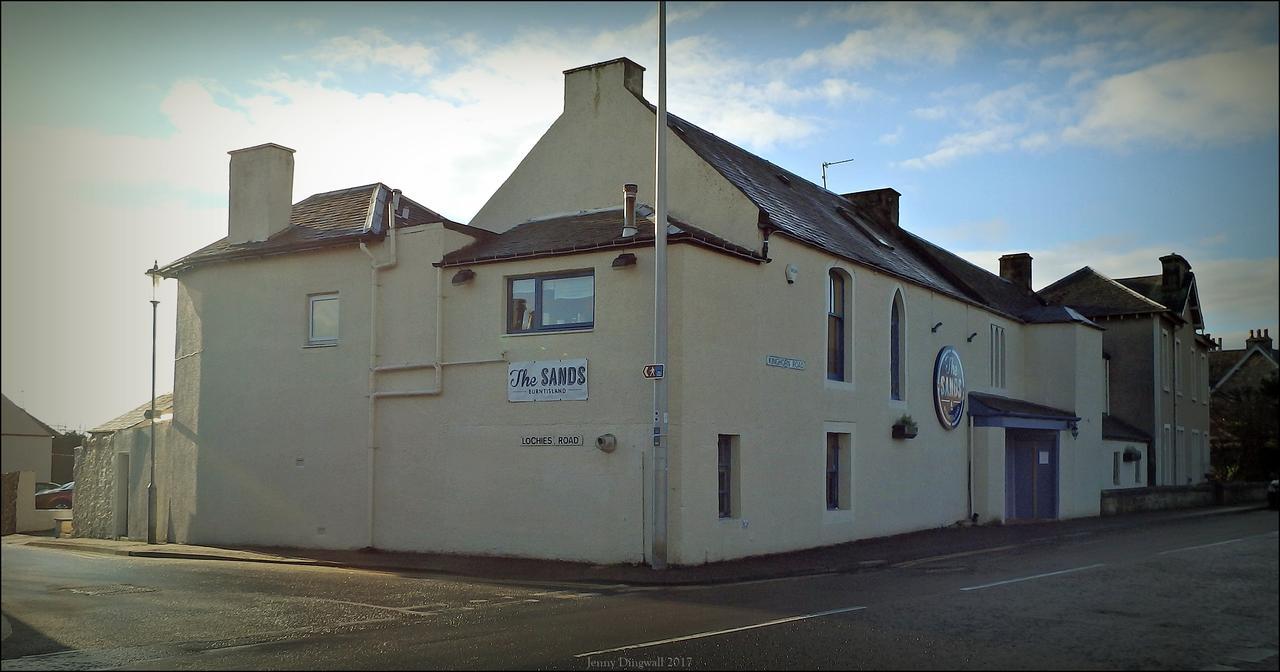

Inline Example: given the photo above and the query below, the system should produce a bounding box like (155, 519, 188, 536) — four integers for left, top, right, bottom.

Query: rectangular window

(717, 435, 738, 519)
(1175, 338, 1183, 396)
(1190, 346, 1198, 402)
(1202, 354, 1209, 404)
(826, 434, 843, 510)
(1103, 356, 1111, 415)
(1113, 452, 1121, 486)
(1135, 455, 1142, 485)
(1161, 330, 1170, 392)
(1176, 426, 1185, 484)
(827, 272, 846, 381)
(506, 271, 594, 334)
(990, 325, 1007, 389)
(1161, 424, 1171, 485)
(308, 293, 340, 345)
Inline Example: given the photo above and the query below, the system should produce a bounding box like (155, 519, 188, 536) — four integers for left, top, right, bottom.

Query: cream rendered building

(156, 58, 1108, 565)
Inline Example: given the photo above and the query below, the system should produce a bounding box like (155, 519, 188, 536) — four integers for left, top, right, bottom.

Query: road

(2, 510, 1276, 670)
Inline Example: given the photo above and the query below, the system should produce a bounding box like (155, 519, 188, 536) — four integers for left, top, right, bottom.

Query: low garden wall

(1101, 481, 1269, 515)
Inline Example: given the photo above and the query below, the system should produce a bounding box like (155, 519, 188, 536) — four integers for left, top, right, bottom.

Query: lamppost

(146, 261, 160, 544)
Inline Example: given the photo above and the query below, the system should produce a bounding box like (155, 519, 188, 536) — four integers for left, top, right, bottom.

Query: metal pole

(147, 292, 159, 544)
(651, 0, 670, 570)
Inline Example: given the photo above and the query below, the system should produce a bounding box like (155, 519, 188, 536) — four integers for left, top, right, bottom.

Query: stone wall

(73, 435, 117, 538)
(1101, 481, 1269, 515)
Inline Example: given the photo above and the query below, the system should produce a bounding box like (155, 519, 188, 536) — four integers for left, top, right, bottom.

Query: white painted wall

(1102, 439, 1147, 490)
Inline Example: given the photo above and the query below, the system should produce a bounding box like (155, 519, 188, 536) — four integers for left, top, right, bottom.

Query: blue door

(1006, 432, 1058, 520)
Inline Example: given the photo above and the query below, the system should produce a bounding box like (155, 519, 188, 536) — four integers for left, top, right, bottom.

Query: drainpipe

(967, 414, 975, 523)
(358, 187, 400, 549)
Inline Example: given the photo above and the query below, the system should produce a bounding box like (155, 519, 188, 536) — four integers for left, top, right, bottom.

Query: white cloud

(878, 125, 904, 145)
(898, 124, 1023, 169)
(912, 105, 948, 120)
(789, 24, 967, 71)
(309, 28, 436, 77)
(1064, 45, 1279, 147)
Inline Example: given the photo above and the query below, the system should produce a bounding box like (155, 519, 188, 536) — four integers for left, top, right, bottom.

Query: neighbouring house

(1041, 256, 1214, 487)
(2, 393, 56, 483)
(1207, 329, 1279, 480)
(151, 57, 1111, 565)
(74, 394, 174, 540)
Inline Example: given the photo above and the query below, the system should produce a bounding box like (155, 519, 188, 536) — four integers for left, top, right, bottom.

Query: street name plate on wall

(765, 355, 807, 370)
(519, 435, 584, 447)
(508, 359, 588, 402)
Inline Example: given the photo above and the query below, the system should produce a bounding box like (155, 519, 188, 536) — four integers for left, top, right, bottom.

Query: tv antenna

(821, 157, 855, 190)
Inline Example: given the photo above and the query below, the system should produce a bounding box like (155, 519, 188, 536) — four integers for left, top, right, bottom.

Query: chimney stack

(562, 58, 645, 115)
(999, 253, 1034, 291)
(1159, 253, 1191, 292)
(227, 143, 295, 244)
(1246, 328, 1273, 351)
(842, 188, 900, 228)
(622, 183, 638, 238)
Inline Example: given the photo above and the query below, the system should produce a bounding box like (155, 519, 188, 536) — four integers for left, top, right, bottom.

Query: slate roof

(1115, 274, 1190, 314)
(90, 393, 174, 434)
(159, 184, 480, 275)
(1102, 415, 1152, 443)
(968, 392, 1080, 421)
(1039, 267, 1168, 318)
(1209, 345, 1279, 390)
(440, 206, 765, 267)
(639, 101, 1061, 323)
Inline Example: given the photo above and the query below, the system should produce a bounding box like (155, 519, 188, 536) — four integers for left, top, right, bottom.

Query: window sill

(823, 508, 854, 525)
(502, 328, 594, 338)
(888, 398, 907, 410)
(824, 379, 856, 392)
(304, 342, 339, 349)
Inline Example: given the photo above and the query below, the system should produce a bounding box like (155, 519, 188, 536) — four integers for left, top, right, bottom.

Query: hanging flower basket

(892, 415, 918, 440)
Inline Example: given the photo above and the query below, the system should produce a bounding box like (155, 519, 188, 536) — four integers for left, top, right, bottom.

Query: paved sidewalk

(6, 504, 1269, 586)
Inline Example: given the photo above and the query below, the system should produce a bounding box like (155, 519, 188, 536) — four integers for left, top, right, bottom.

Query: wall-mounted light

(1070, 422, 1079, 439)
(967, 332, 978, 342)
(451, 269, 476, 285)
(931, 321, 943, 333)
(612, 253, 637, 268)
(785, 264, 799, 284)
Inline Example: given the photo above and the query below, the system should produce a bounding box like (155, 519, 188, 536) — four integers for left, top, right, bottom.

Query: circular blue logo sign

(933, 346, 965, 430)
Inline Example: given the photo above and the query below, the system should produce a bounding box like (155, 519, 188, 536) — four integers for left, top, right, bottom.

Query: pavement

(4, 503, 1269, 587)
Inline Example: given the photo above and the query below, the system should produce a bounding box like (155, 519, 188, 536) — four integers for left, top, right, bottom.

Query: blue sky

(2, 1, 1277, 429)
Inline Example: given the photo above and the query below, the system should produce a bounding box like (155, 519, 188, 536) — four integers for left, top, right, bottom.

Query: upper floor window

(890, 290, 905, 400)
(507, 271, 594, 334)
(1201, 353, 1209, 403)
(827, 270, 848, 381)
(1103, 355, 1111, 415)
(308, 293, 340, 346)
(1174, 338, 1183, 395)
(990, 324, 1007, 389)
(1160, 329, 1171, 392)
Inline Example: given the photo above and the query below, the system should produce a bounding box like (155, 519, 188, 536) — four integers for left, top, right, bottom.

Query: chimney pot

(227, 143, 295, 244)
(998, 253, 1034, 291)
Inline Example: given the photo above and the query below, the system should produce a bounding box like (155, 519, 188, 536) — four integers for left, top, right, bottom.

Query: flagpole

(651, 0, 670, 570)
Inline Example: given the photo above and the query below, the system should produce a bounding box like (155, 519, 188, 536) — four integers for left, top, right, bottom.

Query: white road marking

(1158, 538, 1246, 555)
(959, 563, 1106, 592)
(573, 605, 866, 658)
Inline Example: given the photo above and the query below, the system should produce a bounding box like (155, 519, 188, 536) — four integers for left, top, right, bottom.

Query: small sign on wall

(508, 359, 588, 402)
(519, 435, 584, 447)
(765, 355, 807, 370)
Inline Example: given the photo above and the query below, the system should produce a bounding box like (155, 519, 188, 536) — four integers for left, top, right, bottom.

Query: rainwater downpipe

(359, 188, 401, 549)
(967, 414, 975, 523)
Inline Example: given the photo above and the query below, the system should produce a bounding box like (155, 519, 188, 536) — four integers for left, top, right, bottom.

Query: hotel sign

(933, 346, 965, 429)
(508, 359, 588, 402)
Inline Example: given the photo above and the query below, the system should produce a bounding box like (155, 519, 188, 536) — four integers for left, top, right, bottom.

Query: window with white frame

(825, 432, 851, 511)
(990, 324, 1007, 389)
(1103, 355, 1111, 415)
(1161, 330, 1171, 392)
(506, 271, 594, 334)
(827, 270, 849, 382)
(717, 434, 739, 519)
(1201, 353, 1209, 403)
(1112, 452, 1121, 486)
(1175, 338, 1183, 396)
(308, 293, 340, 346)
(890, 290, 905, 400)
(1176, 426, 1185, 484)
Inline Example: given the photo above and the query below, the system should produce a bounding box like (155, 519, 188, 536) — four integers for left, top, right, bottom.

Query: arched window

(890, 290, 904, 400)
(827, 270, 846, 381)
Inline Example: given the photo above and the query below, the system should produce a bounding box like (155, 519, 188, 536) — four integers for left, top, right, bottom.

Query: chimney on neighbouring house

(227, 143, 295, 244)
(842, 188, 900, 228)
(999, 253, 1033, 291)
(1246, 328, 1273, 351)
(622, 183, 638, 238)
(562, 58, 645, 115)
(1159, 253, 1191, 292)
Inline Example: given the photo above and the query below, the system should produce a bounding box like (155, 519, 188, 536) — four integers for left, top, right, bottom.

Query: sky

(2, 1, 1277, 430)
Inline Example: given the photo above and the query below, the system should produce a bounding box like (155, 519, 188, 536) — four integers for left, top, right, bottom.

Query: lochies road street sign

(643, 364, 665, 380)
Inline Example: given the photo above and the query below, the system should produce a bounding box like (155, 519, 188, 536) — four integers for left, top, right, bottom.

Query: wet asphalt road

(2, 509, 1276, 670)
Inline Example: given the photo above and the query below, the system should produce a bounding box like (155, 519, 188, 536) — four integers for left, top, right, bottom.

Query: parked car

(35, 481, 62, 494)
(35, 481, 73, 509)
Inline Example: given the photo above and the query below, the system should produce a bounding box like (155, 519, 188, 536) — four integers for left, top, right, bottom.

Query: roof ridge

(1097, 268, 1169, 309)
